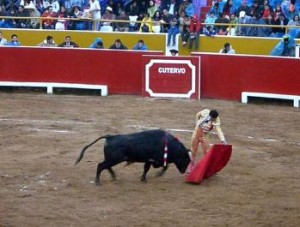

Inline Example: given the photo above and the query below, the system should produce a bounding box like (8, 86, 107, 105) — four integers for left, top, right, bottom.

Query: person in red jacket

(188, 15, 201, 50)
(41, 6, 56, 29)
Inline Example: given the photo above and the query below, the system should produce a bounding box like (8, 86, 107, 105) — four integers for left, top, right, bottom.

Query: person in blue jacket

(270, 34, 296, 57)
(132, 39, 148, 50)
(89, 37, 104, 49)
(5, 34, 21, 46)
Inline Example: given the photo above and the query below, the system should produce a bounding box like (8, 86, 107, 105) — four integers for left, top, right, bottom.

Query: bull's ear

(188, 151, 193, 161)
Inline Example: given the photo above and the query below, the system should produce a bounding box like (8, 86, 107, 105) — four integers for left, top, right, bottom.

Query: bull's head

(175, 150, 193, 174)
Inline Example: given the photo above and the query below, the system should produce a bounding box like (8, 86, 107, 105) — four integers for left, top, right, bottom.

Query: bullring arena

(0, 90, 299, 226)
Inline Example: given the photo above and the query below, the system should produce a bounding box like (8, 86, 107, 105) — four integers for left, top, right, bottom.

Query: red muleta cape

(185, 144, 232, 184)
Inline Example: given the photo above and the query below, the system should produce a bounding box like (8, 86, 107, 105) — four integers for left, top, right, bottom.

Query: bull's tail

(74, 136, 108, 165)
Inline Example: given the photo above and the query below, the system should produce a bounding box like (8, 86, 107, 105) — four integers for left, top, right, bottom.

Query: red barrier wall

(193, 53, 300, 100)
(0, 47, 163, 95)
(1, 48, 300, 101)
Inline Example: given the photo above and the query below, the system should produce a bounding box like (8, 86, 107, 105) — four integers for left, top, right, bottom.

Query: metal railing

(0, 15, 299, 35)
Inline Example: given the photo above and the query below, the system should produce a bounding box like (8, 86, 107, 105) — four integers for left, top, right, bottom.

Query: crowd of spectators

(204, 0, 300, 38)
(0, 0, 198, 32)
(0, 0, 299, 42)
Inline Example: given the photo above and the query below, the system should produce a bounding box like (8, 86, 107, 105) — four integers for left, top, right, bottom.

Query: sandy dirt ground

(0, 92, 299, 227)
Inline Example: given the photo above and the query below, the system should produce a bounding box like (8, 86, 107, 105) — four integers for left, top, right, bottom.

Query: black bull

(75, 130, 192, 185)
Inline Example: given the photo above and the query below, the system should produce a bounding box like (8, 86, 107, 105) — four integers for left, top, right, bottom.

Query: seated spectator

(287, 14, 300, 38)
(180, 14, 190, 43)
(204, 11, 217, 30)
(283, 2, 299, 21)
(281, 0, 297, 20)
(2, 8, 17, 28)
(178, 0, 189, 15)
(147, 0, 158, 18)
(69, 0, 85, 11)
(152, 10, 162, 33)
(219, 42, 235, 54)
(273, 4, 283, 18)
(139, 0, 148, 15)
(270, 34, 295, 56)
(35, 0, 46, 14)
(133, 39, 148, 50)
(263, 0, 274, 14)
(101, 6, 116, 32)
(58, 35, 79, 47)
(89, 37, 104, 49)
(154, 0, 161, 9)
(163, 0, 179, 17)
(167, 16, 179, 46)
(209, 1, 221, 17)
(185, 0, 195, 17)
(6, 34, 21, 46)
(5, 0, 18, 12)
(109, 39, 128, 49)
(236, 10, 250, 36)
(125, 0, 140, 17)
(69, 6, 85, 30)
(16, 5, 30, 28)
(181, 24, 190, 45)
(215, 13, 230, 35)
(114, 10, 130, 32)
(139, 12, 153, 32)
(263, 14, 274, 37)
(235, 0, 251, 17)
(203, 25, 217, 37)
(55, 6, 70, 30)
(249, 0, 263, 17)
(42, 6, 57, 29)
(44, 0, 60, 13)
(178, 11, 186, 32)
(270, 13, 289, 37)
(228, 13, 238, 36)
(0, 6, 6, 28)
(250, 13, 269, 37)
(24, 1, 41, 29)
(188, 15, 201, 50)
(160, 8, 173, 33)
(107, 0, 117, 13)
(37, 35, 57, 47)
(114, 1, 125, 17)
(0, 31, 7, 45)
(262, 4, 272, 19)
(222, 0, 235, 17)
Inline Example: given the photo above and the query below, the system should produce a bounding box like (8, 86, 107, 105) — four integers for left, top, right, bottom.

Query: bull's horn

(188, 151, 193, 161)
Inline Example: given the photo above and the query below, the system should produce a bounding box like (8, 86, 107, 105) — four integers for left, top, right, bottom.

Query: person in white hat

(101, 5, 116, 30)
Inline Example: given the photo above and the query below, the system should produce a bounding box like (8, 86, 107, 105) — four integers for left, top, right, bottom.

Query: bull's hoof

(95, 178, 101, 186)
(156, 170, 166, 177)
(140, 177, 147, 182)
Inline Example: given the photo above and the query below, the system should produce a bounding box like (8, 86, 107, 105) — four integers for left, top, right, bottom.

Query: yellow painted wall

(179, 35, 287, 56)
(1, 29, 299, 56)
(1, 29, 166, 50)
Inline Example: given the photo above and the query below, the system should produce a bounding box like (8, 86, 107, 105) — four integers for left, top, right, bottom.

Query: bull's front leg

(156, 166, 168, 177)
(141, 162, 151, 182)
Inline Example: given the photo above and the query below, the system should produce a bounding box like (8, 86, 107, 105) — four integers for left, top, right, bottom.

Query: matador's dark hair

(209, 110, 219, 119)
